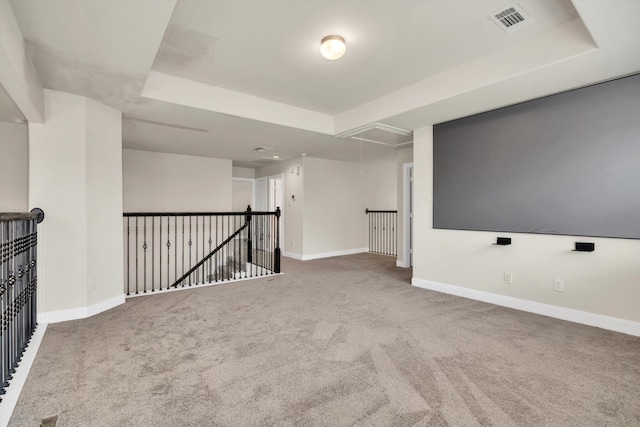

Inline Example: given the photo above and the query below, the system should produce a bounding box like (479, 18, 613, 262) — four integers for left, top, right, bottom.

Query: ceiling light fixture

(320, 35, 346, 60)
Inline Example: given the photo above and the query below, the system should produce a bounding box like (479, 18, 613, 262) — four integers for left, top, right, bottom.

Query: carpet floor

(9, 253, 640, 426)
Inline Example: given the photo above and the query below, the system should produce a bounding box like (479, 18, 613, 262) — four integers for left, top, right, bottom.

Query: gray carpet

(10, 253, 640, 426)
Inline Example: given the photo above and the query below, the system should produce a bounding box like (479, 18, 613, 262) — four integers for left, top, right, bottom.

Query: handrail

(124, 211, 277, 217)
(0, 213, 38, 221)
(0, 208, 45, 223)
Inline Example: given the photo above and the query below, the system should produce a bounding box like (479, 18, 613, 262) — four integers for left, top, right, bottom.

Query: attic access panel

(336, 123, 413, 148)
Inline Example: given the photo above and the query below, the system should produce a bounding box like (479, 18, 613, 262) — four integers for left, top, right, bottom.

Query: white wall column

(29, 89, 124, 322)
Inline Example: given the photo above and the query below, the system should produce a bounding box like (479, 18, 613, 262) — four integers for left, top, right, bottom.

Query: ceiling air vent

(254, 146, 274, 152)
(490, 4, 533, 34)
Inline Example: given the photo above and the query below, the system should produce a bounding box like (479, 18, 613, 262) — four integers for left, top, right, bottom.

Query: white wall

(303, 156, 396, 257)
(232, 166, 255, 212)
(85, 97, 124, 307)
(363, 154, 397, 210)
(30, 91, 88, 314)
(412, 125, 640, 327)
(256, 158, 304, 256)
(232, 179, 252, 212)
(29, 90, 124, 318)
(232, 166, 255, 179)
(256, 155, 397, 259)
(303, 157, 367, 255)
(123, 149, 232, 212)
(0, 121, 28, 211)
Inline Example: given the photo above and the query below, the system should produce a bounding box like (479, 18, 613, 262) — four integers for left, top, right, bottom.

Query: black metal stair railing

(366, 208, 398, 256)
(123, 206, 281, 295)
(1, 209, 43, 401)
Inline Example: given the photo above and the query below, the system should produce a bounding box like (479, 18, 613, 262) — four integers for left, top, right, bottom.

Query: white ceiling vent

(490, 4, 533, 34)
(335, 123, 413, 148)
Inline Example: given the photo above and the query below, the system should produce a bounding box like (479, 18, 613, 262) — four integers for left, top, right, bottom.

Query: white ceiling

(6, 0, 640, 168)
(153, 0, 577, 114)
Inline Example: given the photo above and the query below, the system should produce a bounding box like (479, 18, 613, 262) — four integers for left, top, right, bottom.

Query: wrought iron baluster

(158, 216, 161, 291)
(195, 215, 198, 284)
(188, 216, 192, 286)
(126, 217, 130, 295)
(143, 216, 147, 293)
(166, 216, 170, 290)
(152, 216, 155, 292)
(174, 216, 177, 285)
(215, 216, 218, 282)
(202, 216, 205, 284)
(181, 216, 185, 287)
(135, 217, 139, 294)
(275, 208, 281, 274)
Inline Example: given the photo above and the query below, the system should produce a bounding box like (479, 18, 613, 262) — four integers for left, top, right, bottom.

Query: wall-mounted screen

(433, 73, 640, 239)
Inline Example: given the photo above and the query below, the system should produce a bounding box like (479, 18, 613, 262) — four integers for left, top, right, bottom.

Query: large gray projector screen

(433, 74, 640, 239)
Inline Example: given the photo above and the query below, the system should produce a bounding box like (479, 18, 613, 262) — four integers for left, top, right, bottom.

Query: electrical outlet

(553, 278, 564, 292)
(504, 272, 513, 285)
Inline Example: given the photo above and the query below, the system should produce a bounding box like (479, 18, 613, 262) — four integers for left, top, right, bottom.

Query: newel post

(274, 207, 281, 273)
(245, 205, 252, 264)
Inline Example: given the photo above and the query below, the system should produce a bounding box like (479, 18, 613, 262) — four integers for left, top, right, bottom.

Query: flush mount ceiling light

(320, 35, 346, 60)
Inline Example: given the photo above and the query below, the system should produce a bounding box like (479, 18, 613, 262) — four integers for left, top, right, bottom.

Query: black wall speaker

(574, 242, 595, 252)
(494, 237, 512, 246)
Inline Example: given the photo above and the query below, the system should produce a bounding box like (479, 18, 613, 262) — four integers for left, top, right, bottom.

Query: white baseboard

(396, 259, 410, 268)
(301, 247, 369, 261)
(283, 248, 369, 261)
(37, 294, 125, 324)
(0, 323, 48, 427)
(126, 271, 283, 299)
(412, 278, 640, 337)
(282, 251, 303, 260)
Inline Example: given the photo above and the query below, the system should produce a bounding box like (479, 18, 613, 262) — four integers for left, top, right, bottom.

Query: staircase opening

(123, 206, 281, 296)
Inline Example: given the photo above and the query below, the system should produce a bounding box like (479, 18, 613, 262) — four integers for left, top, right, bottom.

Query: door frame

(400, 163, 413, 268)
